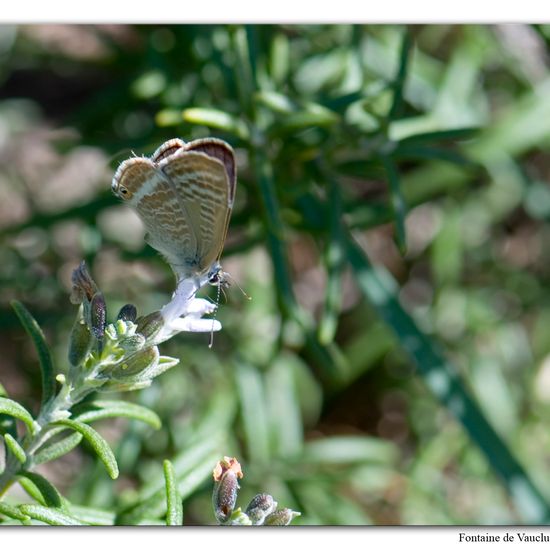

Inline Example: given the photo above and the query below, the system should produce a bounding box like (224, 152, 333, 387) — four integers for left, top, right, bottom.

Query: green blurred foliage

(1, 23, 550, 525)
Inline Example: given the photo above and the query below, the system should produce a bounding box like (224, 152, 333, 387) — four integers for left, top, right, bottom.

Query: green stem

(0, 383, 73, 499)
(0, 368, 101, 500)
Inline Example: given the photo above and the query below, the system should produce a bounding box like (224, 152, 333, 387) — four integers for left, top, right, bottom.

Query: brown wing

(160, 150, 232, 274)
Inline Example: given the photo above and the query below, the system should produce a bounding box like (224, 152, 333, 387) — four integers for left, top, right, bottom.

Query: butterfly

(111, 138, 236, 288)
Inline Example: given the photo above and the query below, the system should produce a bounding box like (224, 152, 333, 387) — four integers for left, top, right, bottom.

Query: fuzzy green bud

(68, 313, 93, 367)
(136, 311, 164, 342)
(118, 334, 146, 354)
(264, 508, 301, 526)
(245, 493, 277, 525)
(111, 346, 159, 378)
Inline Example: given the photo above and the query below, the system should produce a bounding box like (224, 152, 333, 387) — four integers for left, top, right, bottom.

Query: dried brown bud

(70, 261, 99, 305)
(212, 457, 243, 482)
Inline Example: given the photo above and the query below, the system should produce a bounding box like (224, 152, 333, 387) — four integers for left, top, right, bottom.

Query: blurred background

(1, 24, 550, 525)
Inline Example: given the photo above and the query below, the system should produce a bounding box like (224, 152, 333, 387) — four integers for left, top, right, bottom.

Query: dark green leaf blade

(380, 155, 407, 252)
(388, 29, 412, 122)
(11, 301, 56, 407)
(398, 127, 480, 145)
(18, 471, 63, 508)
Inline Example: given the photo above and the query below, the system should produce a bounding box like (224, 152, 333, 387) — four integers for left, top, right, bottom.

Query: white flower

(154, 274, 221, 344)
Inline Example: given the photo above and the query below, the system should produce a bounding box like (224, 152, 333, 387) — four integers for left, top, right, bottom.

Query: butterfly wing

(112, 138, 236, 280)
(160, 145, 234, 275)
(182, 138, 236, 259)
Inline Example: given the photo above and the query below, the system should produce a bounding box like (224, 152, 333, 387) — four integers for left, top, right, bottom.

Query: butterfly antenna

(208, 282, 222, 349)
(224, 272, 252, 301)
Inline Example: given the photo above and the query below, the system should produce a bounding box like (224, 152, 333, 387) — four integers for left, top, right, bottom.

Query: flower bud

(69, 262, 107, 348)
(112, 346, 159, 378)
(117, 304, 137, 323)
(136, 311, 165, 342)
(212, 457, 243, 524)
(90, 292, 107, 341)
(245, 493, 277, 525)
(68, 314, 92, 367)
(118, 334, 146, 354)
(263, 508, 301, 526)
(70, 261, 98, 305)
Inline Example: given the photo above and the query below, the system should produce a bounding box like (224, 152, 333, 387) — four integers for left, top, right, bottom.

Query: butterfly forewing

(112, 157, 197, 272)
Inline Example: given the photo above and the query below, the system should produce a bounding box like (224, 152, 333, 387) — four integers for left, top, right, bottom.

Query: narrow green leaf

(393, 144, 475, 166)
(155, 108, 182, 127)
(276, 106, 339, 132)
(0, 502, 31, 524)
(19, 504, 86, 526)
(117, 437, 223, 524)
(0, 383, 17, 439)
(388, 30, 412, 121)
(11, 301, 56, 407)
(182, 107, 249, 140)
(0, 397, 36, 436)
(398, 126, 480, 144)
(18, 471, 63, 508)
(163, 460, 183, 526)
(3, 434, 26, 463)
(74, 400, 161, 429)
(269, 32, 289, 85)
(266, 357, 303, 457)
(18, 475, 46, 505)
(255, 90, 296, 114)
(34, 432, 83, 465)
(302, 435, 398, 465)
(67, 504, 115, 526)
(380, 154, 407, 252)
(235, 361, 270, 463)
(54, 419, 119, 479)
(117, 453, 220, 525)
